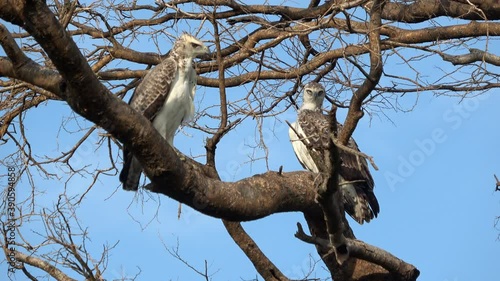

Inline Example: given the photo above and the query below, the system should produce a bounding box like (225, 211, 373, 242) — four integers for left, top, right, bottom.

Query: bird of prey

(120, 34, 209, 191)
(288, 82, 379, 224)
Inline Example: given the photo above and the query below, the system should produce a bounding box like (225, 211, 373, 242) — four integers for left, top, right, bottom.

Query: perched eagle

(120, 34, 209, 191)
(288, 82, 379, 224)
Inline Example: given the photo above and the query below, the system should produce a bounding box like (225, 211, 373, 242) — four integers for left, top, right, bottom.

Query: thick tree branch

(193, 0, 370, 21)
(0, 1, 23, 26)
(148, 167, 320, 221)
(381, 0, 500, 22)
(0, 24, 62, 95)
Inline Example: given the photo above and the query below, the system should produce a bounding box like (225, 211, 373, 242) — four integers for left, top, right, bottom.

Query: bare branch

(14, 251, 77, 281)
(223, 221, 290, 281)
(338, 0, 383, 144)
(441, 48, 500, 66)
(381, 0, 500, 22)
(316, 106, 348, 265)
(0, 23, 63, 95)
(295, 222, 420, 281)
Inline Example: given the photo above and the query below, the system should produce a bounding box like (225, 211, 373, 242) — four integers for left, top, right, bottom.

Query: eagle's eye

(318, 90, 325, 96)
(305, 89, 312, 95)
(190, 42, 200, 48)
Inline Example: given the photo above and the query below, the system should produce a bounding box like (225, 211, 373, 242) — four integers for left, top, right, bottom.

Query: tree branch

(14, 250, 77, 281)
(0, 23, 63, 95)
(441, 48, 500, 66)
(223, 221, 290, 281)
(338, 0, 383, 144)
(295, 223, 420, 281)
(315, 106, 349, 264)
(381, 0, 500, 22)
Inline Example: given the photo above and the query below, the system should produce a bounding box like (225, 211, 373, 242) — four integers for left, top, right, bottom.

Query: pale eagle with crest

(120, 34, 209, 191)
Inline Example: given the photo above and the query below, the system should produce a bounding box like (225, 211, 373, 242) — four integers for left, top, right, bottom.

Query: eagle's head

(301, 82, 326, 111)
(175, 33, 209, 58)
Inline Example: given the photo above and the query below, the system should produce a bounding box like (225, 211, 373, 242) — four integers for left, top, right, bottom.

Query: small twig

(494, 174, 500, 191)
(165, 240, 215, 279)
(277, 165, 283, 175)
(286, 120, 316, 153)
(177, 202, 182, 220)
(295, 222, 330, 249)
(331, 138, 379, 170)
(339, 179, 366, 186)
(286, 120, 379, 170)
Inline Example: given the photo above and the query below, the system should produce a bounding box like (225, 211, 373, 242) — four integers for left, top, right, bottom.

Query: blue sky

(1, 3, 500, 281)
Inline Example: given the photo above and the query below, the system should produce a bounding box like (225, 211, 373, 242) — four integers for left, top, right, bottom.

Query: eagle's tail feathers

(341, 184, 378, 224)
(120, 149, 141, 191)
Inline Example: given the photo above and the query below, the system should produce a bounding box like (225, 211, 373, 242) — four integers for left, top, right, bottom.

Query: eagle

(288, 82, 379, 224)
(120, 34, 209, 191)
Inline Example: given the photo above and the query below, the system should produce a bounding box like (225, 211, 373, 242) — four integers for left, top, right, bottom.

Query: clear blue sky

(1, 7, 500, 281)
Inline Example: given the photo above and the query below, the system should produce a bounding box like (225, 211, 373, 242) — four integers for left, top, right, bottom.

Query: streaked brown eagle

(288, 82, 379, 224)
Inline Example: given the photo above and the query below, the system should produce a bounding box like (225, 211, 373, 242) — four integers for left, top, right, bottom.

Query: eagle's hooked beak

(201, 44, 209, 54)
(197, 43, 210, 57)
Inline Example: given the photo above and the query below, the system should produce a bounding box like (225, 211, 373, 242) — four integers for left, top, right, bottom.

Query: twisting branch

(380, 0, 500, 22)
(294, 223, 420, 281)
(205, 14, 228, 167)
(441, 48, 500, 66)
(338, 0, 384, 144)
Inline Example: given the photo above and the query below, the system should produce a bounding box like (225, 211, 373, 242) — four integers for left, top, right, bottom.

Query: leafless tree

(1, 193, 114, 280)
(1, 0, 499, 280)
